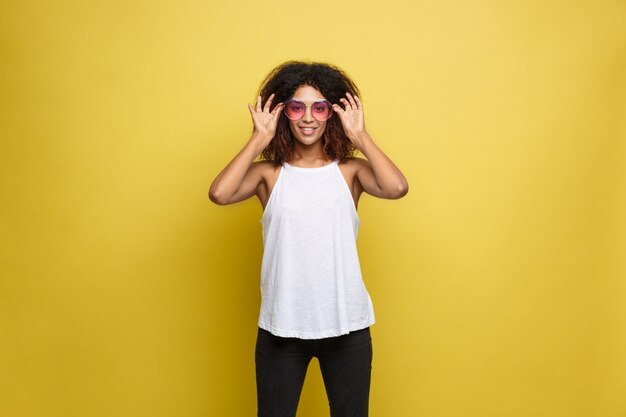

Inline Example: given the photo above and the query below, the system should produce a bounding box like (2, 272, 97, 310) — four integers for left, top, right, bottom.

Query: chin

(298, 135, 323, 145)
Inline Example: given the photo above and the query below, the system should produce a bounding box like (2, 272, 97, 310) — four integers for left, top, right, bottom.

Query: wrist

(249, 131, 271, 145)
(247, 132, 271, 156)
(349, 130, 371, 149)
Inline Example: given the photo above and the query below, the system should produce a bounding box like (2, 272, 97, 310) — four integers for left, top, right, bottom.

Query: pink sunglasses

(283, 99, 333, 121)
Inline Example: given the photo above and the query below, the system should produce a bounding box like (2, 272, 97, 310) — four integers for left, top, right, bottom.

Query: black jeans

(255, 326, 373, 417)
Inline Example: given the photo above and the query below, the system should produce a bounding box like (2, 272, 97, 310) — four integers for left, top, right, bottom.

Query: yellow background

(1, 1, 625, 416)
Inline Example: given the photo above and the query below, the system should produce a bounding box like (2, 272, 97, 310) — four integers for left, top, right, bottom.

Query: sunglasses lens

(285, 100, 305, 120)
(311, 101, 331, 120)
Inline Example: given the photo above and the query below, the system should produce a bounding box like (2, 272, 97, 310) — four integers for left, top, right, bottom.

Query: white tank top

(258, 158, 375, 339)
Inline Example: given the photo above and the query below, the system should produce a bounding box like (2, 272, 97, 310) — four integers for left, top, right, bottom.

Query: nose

(302, 106, 314, 122)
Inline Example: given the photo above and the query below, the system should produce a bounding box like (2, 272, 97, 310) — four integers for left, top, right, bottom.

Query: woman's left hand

(332, 92, 367, 148)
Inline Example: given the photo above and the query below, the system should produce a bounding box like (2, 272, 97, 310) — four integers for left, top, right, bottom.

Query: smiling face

(287, 85, 330, 146)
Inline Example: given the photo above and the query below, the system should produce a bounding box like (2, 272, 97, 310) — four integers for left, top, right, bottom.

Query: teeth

(302, 128, 314, 131)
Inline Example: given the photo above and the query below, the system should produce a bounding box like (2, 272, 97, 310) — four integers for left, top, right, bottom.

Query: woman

(209, 60, 408, 417)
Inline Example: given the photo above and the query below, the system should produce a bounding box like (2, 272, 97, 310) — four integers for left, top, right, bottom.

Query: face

(286, 85, 330, 146)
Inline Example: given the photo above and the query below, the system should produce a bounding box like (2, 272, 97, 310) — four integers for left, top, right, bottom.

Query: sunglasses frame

(283, 99, 334, 121)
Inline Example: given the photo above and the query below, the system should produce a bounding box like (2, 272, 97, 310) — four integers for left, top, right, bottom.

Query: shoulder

(339, 156, 370, 174)
(337, 156, 369, 193)
(339, 155, 366, 166)
(252, 159, 282, 176)
(345, 156, 369, 167)
(253, 160, 283, 198)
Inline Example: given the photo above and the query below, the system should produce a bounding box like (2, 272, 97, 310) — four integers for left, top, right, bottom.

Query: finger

(272, 102, 283, 115)
(340, 98, 351, 110)
(256, 95, 262, 112)
(264, 93, 275, 112)
(353, 95, 363, 110)
(346, 92, 357, 109)
(332, 103, 344, 113)
(248, 103, 254, 114)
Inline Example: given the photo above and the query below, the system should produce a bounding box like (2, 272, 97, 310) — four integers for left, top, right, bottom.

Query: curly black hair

(255, 60, 361, 165)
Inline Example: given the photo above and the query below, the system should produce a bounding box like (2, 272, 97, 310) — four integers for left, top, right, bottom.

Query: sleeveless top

(258, 159, 375, 339)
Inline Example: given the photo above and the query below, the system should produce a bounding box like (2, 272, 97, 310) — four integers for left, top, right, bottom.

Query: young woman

(209, 61, 408, 417)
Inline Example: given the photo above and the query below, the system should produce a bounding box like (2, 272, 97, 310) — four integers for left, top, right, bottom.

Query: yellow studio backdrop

(1, 0, 625, 416)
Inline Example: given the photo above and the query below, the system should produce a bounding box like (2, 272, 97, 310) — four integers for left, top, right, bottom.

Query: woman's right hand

(248, 93, 283, 149)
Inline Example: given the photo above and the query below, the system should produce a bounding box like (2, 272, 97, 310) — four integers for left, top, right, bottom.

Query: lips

(298, 126, 317, 136)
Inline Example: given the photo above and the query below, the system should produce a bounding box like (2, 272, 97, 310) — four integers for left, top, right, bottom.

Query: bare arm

(333, 92, 409, 199)
(354, 134, 409, 199)
(208, 133, 267, 205)
(208, 94, 283, 205)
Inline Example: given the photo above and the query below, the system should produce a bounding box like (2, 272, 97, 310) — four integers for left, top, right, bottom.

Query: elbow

(392, 182, 409, 199)
(208, 189, 226, 205)
(382, 183, 408, 199)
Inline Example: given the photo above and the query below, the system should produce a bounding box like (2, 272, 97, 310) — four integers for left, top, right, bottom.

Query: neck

(290, 142, 330, 163)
